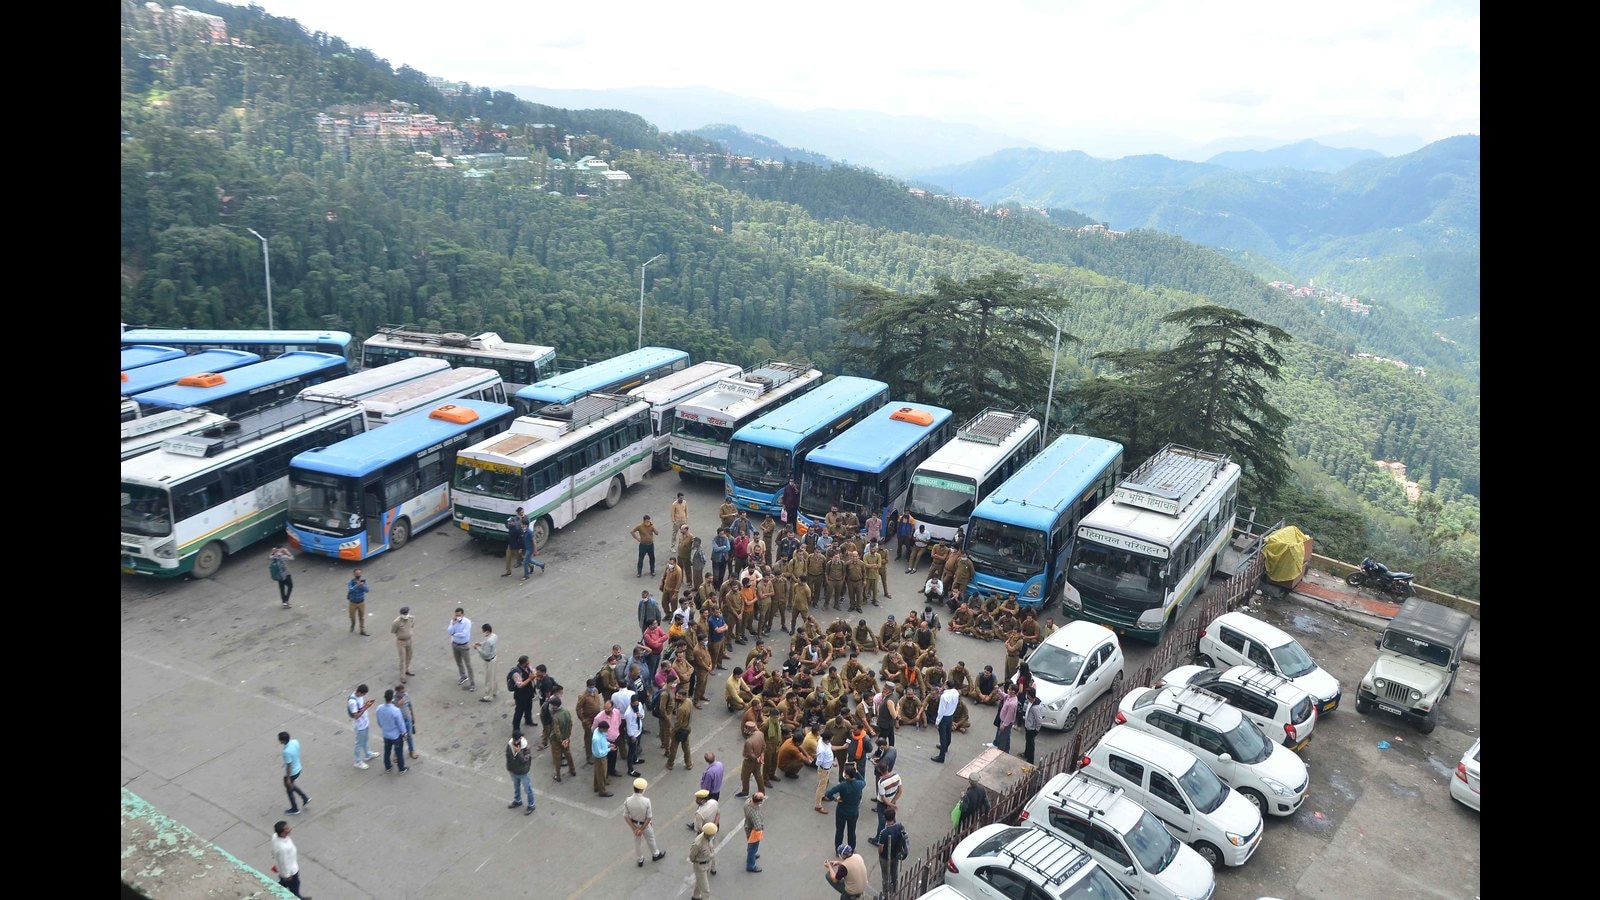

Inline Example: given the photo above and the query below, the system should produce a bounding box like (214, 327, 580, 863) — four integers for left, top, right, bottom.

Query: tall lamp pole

(1043, 316, 1063, 443)
(245, 228, 274, 329)
(637, 254, 665, 350)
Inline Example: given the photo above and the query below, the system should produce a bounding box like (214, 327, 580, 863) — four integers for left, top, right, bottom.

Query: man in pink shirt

(594, 699, 623, 778)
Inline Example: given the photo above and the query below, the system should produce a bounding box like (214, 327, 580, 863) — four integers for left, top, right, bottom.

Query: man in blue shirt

(278, 731, 310, 815)
(347, 568, 370, 635)
(591, 724, 615, 797)
(376, 689, 409, 774)
(823, 763, 866, 850)
(707, 610, 728, 671)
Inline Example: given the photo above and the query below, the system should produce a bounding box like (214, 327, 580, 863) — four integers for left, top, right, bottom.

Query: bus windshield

(803, 464, 878, 515)
(288, 472, 361, 532)
(907, 473, 976, 523)
(121, 484, 172, 537)
(966, 519, 1047, 576)
(453, 464, 526, 501)
(674, 417, 733, 444)
(1069, 540, 1168, 608)
(728, 443, 791, 490)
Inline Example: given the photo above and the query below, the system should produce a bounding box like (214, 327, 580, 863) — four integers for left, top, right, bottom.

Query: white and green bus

(451, 392, 653, 548)
(121, 399, 366, 579)
(1063, 443, 1242, 643)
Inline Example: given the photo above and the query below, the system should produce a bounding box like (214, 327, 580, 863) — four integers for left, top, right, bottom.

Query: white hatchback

(946, 823, 1136, 900)
(1020, 620, 1124, 731)
(1157, 664, 1318, 751)
(1197, 611, 1342, 715)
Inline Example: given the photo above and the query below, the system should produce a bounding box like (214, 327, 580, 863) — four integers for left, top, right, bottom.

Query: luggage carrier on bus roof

(714, 358, 811, 398)
(1114, 443, 1229, 517)
(515, 391, 637, 442)
(374, 324, 504, 350)
(957, 407, 1030, 445)
(160, 399, 356, 458)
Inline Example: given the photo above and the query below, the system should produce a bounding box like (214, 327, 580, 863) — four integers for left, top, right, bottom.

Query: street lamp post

(245, 228, 274, 329)
(637, 253, 664, 350)
(1043, 316, 1063, 443)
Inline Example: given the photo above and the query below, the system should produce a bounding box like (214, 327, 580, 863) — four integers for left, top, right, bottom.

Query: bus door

(363, 481, 386, 553)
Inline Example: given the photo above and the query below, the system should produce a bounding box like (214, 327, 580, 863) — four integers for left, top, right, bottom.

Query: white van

(1080, 725, 1264, 869)
(1197, 611, 1342, 715)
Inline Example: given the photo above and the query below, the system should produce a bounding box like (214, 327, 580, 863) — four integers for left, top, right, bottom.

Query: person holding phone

(346, 568, 370, 635)
(824, 843, 868, 899)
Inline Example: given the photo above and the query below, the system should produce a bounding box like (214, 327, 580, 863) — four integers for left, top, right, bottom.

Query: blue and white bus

(1063, 444, 1241, 642)
(286, 400, 518, 561)
(296, 356, 450, 406)
(121, 399, 366, 579)
(797, 403, 955, 533)
(121, 345, 185, 371)
(964, 434, 1124, 609)
(121, 349, 262, 398)
(724, 376, 890, 516)
(361, 326, 557, 393)
(130, 352, 349, 419)
(905, 409, 1043, 544)
(121, 329, 356, 368)
(512, 347, 689, 416)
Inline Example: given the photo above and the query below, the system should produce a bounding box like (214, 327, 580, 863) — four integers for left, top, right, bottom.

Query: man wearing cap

(630, 514, 659, 578)
(735, 720, 765, 798)
(624, 777, 667, 866)
(505, 730, 534, 815)
(824, 843, 869, 900)
(390, 606, 416, 681)
(742, 791, 765, 873)
(690, 789, 721, 873)
(689, 821, 717, 900)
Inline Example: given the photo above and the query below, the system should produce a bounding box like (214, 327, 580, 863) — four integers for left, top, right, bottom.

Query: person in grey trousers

(449, 608, 475, 690)
(475, 623, 499, 703)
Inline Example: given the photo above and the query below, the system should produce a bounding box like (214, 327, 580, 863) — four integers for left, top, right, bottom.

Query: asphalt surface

(120, 467, 1480, 899)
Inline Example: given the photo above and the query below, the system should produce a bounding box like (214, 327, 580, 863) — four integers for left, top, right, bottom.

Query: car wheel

(1415, 717, 1436, 735)
(1109, 670, 1124, 699)
(1192, 841, 1223, 868)
(1061, 707, 1079, 731)
(1239, 788, 1266, 812)
(1355, 695, 1374, 714)
(190, 541, 225, 579)
(1196, 654, 1215, 669)
(604, 475, 625, 509)
(389, 518, 410, 552)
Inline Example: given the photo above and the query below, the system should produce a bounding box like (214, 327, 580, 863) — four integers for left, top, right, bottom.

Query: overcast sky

(241, 0, 1479, 159)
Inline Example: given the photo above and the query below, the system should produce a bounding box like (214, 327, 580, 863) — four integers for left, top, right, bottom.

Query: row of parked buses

(120, 328, 1242, 644)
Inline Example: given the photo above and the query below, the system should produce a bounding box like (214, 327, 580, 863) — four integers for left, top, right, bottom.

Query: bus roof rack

(161, 399, 354, 458)
(958, 407, 1030, 445)
(715, 359, 812, 398)
(1114, 443, 1229, 517)
(121, 405, 213, 439)
(516, 391, 636, 440)
(374, 324, 503, 350)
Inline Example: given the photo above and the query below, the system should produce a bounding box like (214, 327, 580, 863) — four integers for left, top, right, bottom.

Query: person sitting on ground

(952, 696, 972, 733)
(971, 665, 999, 704)
(878, 616, 899, 652)
(896, 687, 924, 728)
(727, 667, 754, 711)
(777, 728, 812, 778)
(948, 601, 974, 634)
(974, 608, 997, 642)
(852, 619, 878, 652)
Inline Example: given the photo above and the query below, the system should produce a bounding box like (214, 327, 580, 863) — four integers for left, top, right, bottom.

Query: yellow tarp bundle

(1263, 525, 1311, 585)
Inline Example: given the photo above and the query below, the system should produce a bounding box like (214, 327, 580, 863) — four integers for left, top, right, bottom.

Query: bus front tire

(389, 519, 411, 552)
(533, 516, 552, 550)
(604, 476, 624, 509)
(191, 542, 225, 579)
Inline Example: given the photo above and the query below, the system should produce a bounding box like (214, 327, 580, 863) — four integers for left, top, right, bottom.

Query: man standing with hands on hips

(390, 606, 416, 681)
(449, 608, 474, 691)
(474, 623, 498, 703)
(347, 568, 370, 635)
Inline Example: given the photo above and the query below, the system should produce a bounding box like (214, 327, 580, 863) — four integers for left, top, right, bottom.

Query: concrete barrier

(121, 788, 294, 899)
(1310, 553, 1480, 619)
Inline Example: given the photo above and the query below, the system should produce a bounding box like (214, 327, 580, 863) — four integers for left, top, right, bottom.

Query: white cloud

(240, 0, 1479, 155)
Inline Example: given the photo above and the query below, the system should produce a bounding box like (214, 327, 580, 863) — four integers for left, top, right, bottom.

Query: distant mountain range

(1204, 139, 1385, 172)
(691, 125, 834, 167)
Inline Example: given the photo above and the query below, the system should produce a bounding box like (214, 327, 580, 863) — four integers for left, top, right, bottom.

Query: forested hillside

(119, 0, 1478, 596)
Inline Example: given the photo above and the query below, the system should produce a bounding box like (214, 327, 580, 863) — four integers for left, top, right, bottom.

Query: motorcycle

(1345, 556, 1415, 598)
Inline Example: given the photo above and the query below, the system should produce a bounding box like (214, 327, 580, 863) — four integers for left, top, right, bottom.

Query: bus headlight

(1024, 582, 1042, 598)
(154, 541, 177, 559)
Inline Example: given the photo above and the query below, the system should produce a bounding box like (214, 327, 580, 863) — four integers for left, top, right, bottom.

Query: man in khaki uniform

(790, 577, 812, 632)
(676, 525, 696, 573)
(737, 720, 767, 797)
(756, 577, 776, 635)
(549, 697, 578, 780)
(624, 777, 667, 865)
(630, 515, 660, 578)
(661, 559, 684, 600)
(667, 689, 695, 770)
(759, 514, 778, 564)
(671, 492, 690, 532)
(390, 606, 417, 680)
(844, 551, 866, 612)
(772, 572, 793, 633)
(719, 499, 738, 530)
(689, 822, 717, 899)
(805, 547, 827, 607)
(824, 550, 847, 611)
(950, 549, 975, 601)
(861, 546, 883, 607)
(576, 680, 603, 765)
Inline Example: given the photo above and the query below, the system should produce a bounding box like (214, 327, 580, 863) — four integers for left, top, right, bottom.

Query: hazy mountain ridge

(691, 125, 834, 167)
(1206, 139, 1385, 172)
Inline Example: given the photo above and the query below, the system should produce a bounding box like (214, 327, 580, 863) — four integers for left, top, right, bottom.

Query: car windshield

(1381, 631, 1454, 667)
(1177, 760, 1227, 814)
(1221, 717, 1273, 765)
(1027, 643, 1084, 685)
(1126, 809, 1182, 873)
(1269, 640, 1318, 678)
(727, 442, 791, 491)
(1063, 862, 1136, 899)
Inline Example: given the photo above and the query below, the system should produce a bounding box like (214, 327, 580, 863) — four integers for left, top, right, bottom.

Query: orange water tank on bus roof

(430, 404, 480, 424)
(121, 371, 129, 382)
(176, 372, 227, 387)
(889, 407, 935, 426)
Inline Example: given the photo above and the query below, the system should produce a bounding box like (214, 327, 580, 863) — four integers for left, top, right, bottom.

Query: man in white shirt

(922, 574, 945, 607)
(272, 820, 306, 898)
(621, 694, 645, 777)
(813, 729, 837, 813)
(930, 685, 960, 763)
(348, 684, 377, 769)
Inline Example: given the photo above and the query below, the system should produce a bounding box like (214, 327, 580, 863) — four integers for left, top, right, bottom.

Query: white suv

(1116, 684, 1310, 817)
(1080, 726, 1264, 869)
(1021, 620, 1125, 731)
(1157, 665, 1318, 751)
(946, 823, 1136, 900)
(1021, 771, 1216, 900)
(1197, 612, 1341, 715)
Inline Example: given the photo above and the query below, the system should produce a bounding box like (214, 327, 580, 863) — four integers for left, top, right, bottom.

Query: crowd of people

(270, 492, 1060, 900)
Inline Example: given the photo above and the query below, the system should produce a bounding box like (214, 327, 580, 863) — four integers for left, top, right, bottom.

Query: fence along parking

(884, 553, 1265, 900)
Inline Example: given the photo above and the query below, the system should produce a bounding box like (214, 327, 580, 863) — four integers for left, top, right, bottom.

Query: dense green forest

(119, 0, 1479, 597)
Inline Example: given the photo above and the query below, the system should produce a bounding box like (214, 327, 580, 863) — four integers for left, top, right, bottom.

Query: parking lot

(120, 467, 1479, 899)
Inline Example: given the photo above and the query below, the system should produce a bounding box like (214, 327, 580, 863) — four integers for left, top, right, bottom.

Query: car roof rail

(1165, 684, 1230, 722)
(1052, 772, 1122, 818)
(1234, 666, 1290, 696)
(1001, 827, 1094, 886)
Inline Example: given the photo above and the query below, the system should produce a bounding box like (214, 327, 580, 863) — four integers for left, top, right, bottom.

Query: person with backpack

(874, 808, 908, 899)
(268, 546, 294, 607)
